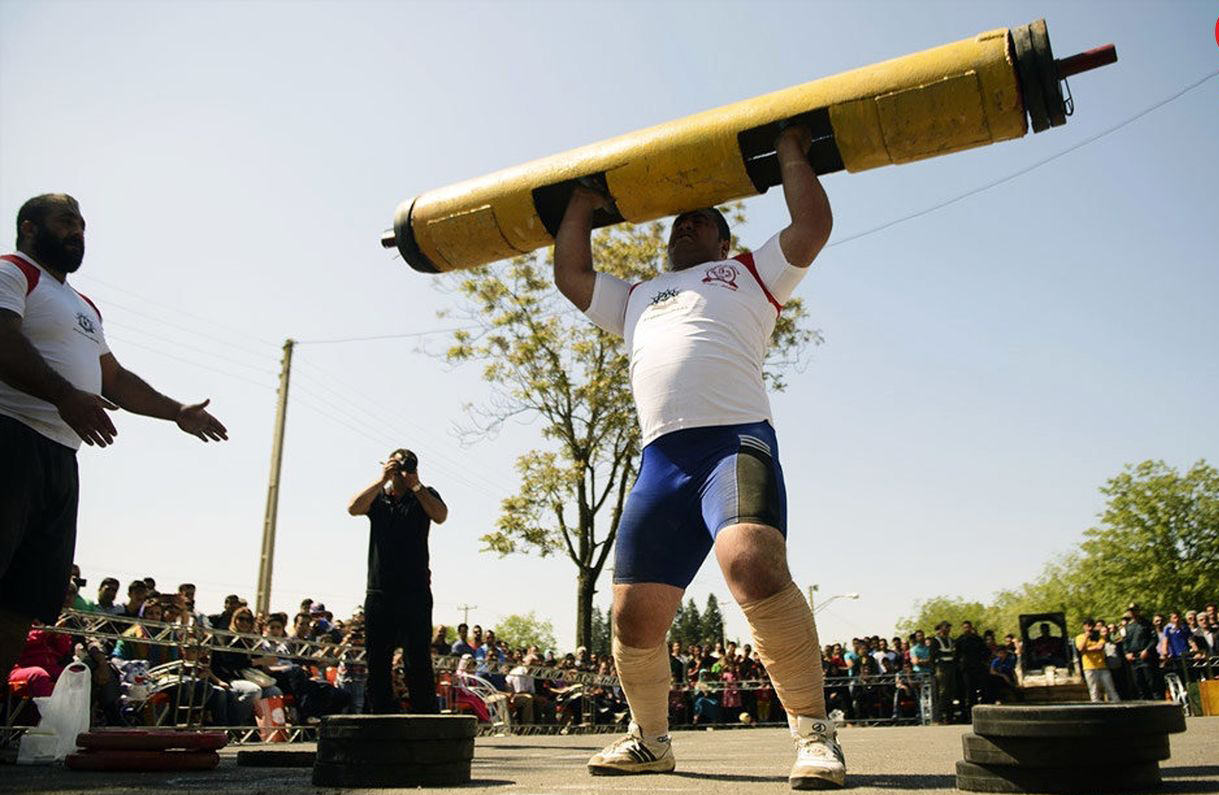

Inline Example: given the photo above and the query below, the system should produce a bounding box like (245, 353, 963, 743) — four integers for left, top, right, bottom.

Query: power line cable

(289, 383, 516, 496)
(105, 319, 277, 376)
(91, 295, 279, 364)
(291, 362, 520, 493)
(105, 333, 276, 391)
(295, 326, 480, 345)
(826, 68, 1219, 249)
(75, 274, 280, 348)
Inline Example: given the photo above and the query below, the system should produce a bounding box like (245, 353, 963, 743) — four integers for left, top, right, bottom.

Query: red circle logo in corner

(1215, 14, 1219, 49)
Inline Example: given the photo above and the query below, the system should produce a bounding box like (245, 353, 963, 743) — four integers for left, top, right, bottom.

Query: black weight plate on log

(962, 732, 1171, 767)
(319, 713, 477, 740)
(972, 702, 1186, 738)
(236, 748, 317, 767)
(1011, 24, 1049, 134)
(955, 759, 1161, 793)
(312, 760, 471, 787)
(317, 736, 475, 765)
(1029, 19, 1066, 127)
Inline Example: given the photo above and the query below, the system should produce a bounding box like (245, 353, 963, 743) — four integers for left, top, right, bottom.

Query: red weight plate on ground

(76, 729, 227, 752)
(66, 749, 220, 771)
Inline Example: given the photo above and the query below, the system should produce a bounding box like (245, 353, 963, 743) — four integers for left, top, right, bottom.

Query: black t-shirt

(366, 487, 443, 593)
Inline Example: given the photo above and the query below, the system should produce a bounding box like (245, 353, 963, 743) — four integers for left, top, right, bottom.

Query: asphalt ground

(2, 718, 1217, 795)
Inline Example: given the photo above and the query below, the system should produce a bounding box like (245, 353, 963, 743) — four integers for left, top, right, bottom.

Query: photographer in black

(348, 448, 448, 713)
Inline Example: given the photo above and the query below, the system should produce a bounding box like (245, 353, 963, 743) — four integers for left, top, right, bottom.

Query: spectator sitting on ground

(506, 653, 550, 724)
(209, 607, 283, 722)
(113, 599, 178, 667)
(988, 646, 1018, 703)
(8, 618, 74, 698)
(257, 613, 350, 721)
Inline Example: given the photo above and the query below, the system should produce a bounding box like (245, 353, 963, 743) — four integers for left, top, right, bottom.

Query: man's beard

(32, 229, 85, 273)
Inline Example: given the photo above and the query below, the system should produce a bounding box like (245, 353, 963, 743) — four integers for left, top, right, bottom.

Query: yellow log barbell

(383, 19, 1115, 273)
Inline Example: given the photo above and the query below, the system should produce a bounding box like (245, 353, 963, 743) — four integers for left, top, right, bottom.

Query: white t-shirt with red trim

(0, 251, 109, 450)
(582, 233, 807, 447)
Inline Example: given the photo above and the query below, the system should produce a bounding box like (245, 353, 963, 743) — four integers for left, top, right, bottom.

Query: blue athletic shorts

(613, 420, 787, 588)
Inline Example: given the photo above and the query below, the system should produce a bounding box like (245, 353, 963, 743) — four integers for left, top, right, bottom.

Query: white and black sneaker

(789, 715, 846, 789)
(587, 722, 675, 775)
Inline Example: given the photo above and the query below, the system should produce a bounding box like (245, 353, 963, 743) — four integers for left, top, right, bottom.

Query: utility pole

(456, 604, 478, 626)
(256, 338, 295, 616)
(808, 584, 819, 612)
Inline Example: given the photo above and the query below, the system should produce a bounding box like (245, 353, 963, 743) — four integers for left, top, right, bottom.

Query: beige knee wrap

(741, 580, 826, 718)
(612, 637, 671, 738)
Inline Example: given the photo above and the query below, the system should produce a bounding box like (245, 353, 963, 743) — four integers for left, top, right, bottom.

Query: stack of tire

(66, 729, 226, 771)
(312, 715, 477, 787)
(957, 703, 1187, 793)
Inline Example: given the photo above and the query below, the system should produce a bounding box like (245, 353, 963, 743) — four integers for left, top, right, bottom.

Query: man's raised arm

(553, 186, 610, 311)
(775, 126, 833, 269)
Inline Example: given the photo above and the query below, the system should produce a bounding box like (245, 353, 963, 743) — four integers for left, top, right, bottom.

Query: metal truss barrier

(38, 610, 620, 685)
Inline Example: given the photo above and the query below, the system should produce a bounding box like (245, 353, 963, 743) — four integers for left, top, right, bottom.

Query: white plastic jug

(17, 661, 91, 763)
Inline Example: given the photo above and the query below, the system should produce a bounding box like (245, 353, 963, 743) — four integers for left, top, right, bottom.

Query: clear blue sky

(2, 0, 1216, 647)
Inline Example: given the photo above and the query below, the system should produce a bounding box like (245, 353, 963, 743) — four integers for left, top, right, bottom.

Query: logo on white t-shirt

(76, 312, 96, 335)
(649, 288, 680, 306)
(701, 263, 740, 291)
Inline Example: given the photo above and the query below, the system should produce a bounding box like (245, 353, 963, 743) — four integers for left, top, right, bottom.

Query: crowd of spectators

(6, 566, 1217, 732)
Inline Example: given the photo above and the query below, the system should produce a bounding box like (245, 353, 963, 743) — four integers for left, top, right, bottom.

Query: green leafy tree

(445, 209, 819, 647)
(896, 595, 997, 638)
(1079, 459, 1219, 616)
(494, 612, 557, 652)
(701, 593, 725, 647)
(897, 460, 1219, 639)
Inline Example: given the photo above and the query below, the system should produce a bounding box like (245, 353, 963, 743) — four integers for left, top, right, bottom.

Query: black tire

(319, 714, 477, 741)
(961, 733, 1171, 767)
(317, 736, 475, 765)
(235, 749, 317, 767)
(971, 702, 1186, 738)
(955, 760, 1161, 793)
(311, 760, 472, 787)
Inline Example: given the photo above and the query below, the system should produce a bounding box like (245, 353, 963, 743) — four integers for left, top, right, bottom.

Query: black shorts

(0, 414, 79, 623)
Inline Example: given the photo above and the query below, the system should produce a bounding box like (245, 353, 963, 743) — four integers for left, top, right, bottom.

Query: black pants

(962, 665, 988, 709)
(0, 415, 79, 622)
(1131, 662, 1163, 701)
(364, 589, 437, 714)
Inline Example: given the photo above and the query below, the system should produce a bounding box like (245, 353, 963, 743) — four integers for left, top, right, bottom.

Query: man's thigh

(612, 453, 711, 590)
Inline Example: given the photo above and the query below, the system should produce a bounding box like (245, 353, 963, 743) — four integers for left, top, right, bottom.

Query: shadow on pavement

(673, 771, 786, 784)
(846, 774, 958, 790)
(1164, 767, 1219, 778)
